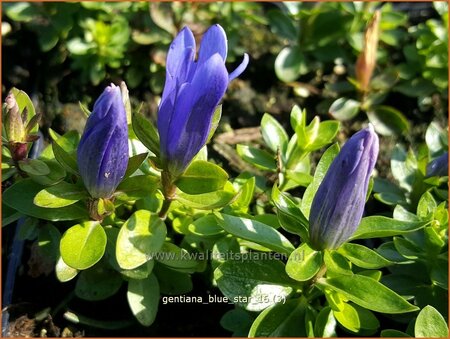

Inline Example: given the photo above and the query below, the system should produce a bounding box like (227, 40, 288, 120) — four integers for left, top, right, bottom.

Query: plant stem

(305, 263, 327, 296)
(159, 170, 176, 220)
(158, 199, 172, 220)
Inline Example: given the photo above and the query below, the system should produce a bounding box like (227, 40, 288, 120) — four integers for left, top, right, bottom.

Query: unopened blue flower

(77, 84, 129, 198)
(426, 152, 448, 177)
(157, 24, 249, 178)
(309, 125, 379, 250)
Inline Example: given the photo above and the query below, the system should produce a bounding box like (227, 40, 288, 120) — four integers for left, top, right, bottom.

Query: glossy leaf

(248, 299, 307, 337)
(271, 184, 309, 239)
(60, 221, 107, 270)
(317, 274, 419, 314)
(216, 213, 295, 255)
(338, 243, 393, 269)
(351, 216, 428, 240)
(261, 113, 289, 154)
(176, 186, 235, 210)
(175, 160, 228, 194)
(116, 210, 166, 270)
(132, 112, 160, 156)
(3, 179, 88, 221)
(415, 305, 449, 338)
(367, 106, 409, 136)
(301, 143, 340, 217)
(34, 182, 88, 208)
(75, 263, 123, 301)
(215, 258, 294, 312)
(236, 144, 277, 171)
(286, 243, 322, 282)
(127, 273, 160, 326)
(329, 97, 361, 121)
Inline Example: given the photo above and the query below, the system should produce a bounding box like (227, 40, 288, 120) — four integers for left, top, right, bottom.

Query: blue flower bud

(158, 24, 249, 178)
(309, 125, 379, 250)
(426, 152, 448, 177)
(77, 84, 129, 198)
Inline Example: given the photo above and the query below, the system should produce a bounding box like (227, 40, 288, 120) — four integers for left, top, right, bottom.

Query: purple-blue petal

(166, 27, 196, 80)
(165, 54, 228, 175)
(308, 125, 379, 250)
(77, 84, 129, 198)
(426, 152, 448, 177)
(229, 53, 249, 81)
(197, 24, 228, 65)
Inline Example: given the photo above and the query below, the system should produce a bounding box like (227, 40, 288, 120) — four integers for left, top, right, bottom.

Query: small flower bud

(426, 152, 448, 177)
(309, 125, 379, 250)
(77, 84, 129, 198)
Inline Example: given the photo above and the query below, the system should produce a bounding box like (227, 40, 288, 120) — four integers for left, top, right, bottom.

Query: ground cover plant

(2, 1, 448, 337)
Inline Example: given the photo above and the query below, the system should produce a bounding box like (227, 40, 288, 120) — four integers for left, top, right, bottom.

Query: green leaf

(215, 258, 294, 312)
(333, 302, 379, 335)
(338, 243, 393, 269)
(18, 159, 50, 176)
(207, 105, 222, 142)
(60, 221, 107, 270)
(155, 242, 199, 273)
(271, 184, 309, 239)
(314, 306, 337, 338)
(367, 106, 409, 136)
(3, 179, 88, 221)
(301, 143, 340, 217)
(55, 256, 78, 282)
(220, 308, 254, 337)
(216, 213, 295, 255)
(34, 182, 88, 208)
(38, 223, 61, 261)
(116, 210, 166, 270)
(75, 263, 122, 301)
(28, 160, 66, 186)
(329, 98, 361, 121)
(52, 141, 78, 175)
(275, 46, 306, 82)
(248, 299, 308, 337)
(323, 250, 352, 277)
(114, 175, 159, 201)
(415, 305, 449, 338)
(132, 112, 160, 156)
(231, 175, 256, 212)
(175, 160, 228, 194)
(267, 9, 298, 41)
(261, 113, 289, 154)
(127, 273, 160, 326)
(302, 119, 340, 151)
(351, 216, 428, 240)
(153, 264, 193, 295)
(286, 243, 323, 281)
(176, 186, 235, 210)
(236, 144, 276, 171)
(317, 274, 419, 314)
(124, 152, 148, 178)
(381, 329, 411, 337)
(188, 214, 224, 237)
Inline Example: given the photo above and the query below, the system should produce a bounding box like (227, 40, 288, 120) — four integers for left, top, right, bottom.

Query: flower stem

(159, 170, 176, 220)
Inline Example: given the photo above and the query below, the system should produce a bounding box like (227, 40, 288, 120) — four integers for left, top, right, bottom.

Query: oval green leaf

(317, 274, 419, 314)
(116, 210, 167, 270)
(216, 213, 295, 255)
(60, 221, 107, 270)
(286, 243, 322, 282)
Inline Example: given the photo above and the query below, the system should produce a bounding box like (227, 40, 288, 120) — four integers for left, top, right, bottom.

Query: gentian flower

(426, 152, 448, 177)
(157, 24, 249, 178)
(77, 84, 129, 198)
(309, 125, 379, 250)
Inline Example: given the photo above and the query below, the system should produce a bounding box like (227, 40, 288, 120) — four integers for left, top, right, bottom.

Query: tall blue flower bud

(309, 125, 379, 250)
(157, 24, 249, 179)
(77, 84, 129, 198)
(426, 152, 448, 177)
